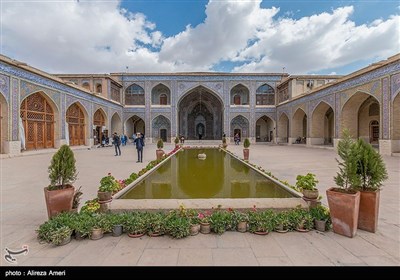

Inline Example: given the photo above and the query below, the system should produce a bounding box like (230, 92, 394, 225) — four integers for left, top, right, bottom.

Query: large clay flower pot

(44, 185, 75, 219)
(243, 148, 249, 160)
(326, 187, 360, 238)
(156, 149, 165, 160)
(358, 190, 380, 233)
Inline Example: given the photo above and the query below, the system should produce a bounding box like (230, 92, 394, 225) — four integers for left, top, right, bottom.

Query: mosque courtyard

(1, 143, 399, 266)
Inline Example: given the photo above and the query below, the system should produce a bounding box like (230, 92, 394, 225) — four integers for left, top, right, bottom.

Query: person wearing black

(113, 132, 121, 156)
(134, 132, 145, 162)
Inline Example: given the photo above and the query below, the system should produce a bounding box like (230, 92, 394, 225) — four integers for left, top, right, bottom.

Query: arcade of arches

(178, 86, 223, 140)
(20, 92, 56, 150)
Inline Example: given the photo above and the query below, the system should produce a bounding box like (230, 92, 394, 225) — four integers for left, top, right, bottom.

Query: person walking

(134, 132, 145, 162)
(113, 132, 121, 156)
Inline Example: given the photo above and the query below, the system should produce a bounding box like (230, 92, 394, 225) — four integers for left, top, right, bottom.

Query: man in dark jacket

(113, 132, 121, 156)
(134, 132, 145, 162)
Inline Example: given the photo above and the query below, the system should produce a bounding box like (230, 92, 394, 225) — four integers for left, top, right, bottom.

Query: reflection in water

(121, 149, 294, 199)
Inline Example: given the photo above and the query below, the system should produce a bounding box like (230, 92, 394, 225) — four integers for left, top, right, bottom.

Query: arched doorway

(392, 94, 400, 152)
(178, 86, 223, 140)
(125, 115, 145, 139)
(93, 109, 107, 145)
(151, 84, 170, 105)
(311, 102, 334, 145)
(277, 113, 289, 143)
(341, 92, 380, 144)
(256, 115, 274, 142)
(291, 108, 307, 143)
(230, 115, 249, 140)
(0, 93, 8, 154)
(111, 113, 122, 135)
(152, 115, 171, 142)
(125, 84, 145, 105)
(66, 103, 86, 146)
(230, 84, 249, 105)
(20, 92, 55, 150)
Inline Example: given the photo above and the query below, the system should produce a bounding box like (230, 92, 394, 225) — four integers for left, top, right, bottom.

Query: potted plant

(247, 210, 274, 234)
(295, 173, 319, 200)
(327, 130, 361, 238)
(156, 139, 165, 160)
(354, 139, 388, 232)
(164, 210, 191, 239)
(198, 211, 211, 234)
(209, 210, 232, 235)
(187, 209, 201, 236)
(232, 211, 248, 233)
(146, 212, 166, 236)
(45, 145, 77, 219)
(124, 212, 147, 238)
(274, 211, 290, 233)
(97, 173, 120, 203)
(310, 205, 330, 232)
(243, 138, 250, 160)
(174, 136, 180, 148)
(49, 226, 73, 246)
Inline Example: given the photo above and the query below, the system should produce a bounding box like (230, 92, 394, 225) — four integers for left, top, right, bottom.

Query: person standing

(113, 132, 121, 156)
(134, 132, 145, 162)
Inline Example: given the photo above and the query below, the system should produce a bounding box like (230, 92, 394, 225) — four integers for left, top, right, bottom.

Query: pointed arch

(151, 83, 171, 105)
(66, 102, 88, 146)
(291, 108, 307, 141)
(255, 115, 275, 142)
(111, 112, 123, 136)
(125, 83, 145, 105)
(311, 101, 334, 145)
(341, 91, 380, 144)
(20, 91, 59, 150)
(277, 112, 289, 143)
(93, 108, 108, 145)
(230, 115, 249, 139)
(256, 84, 275, 105)
(125, 115, 145, 140)
(230, 84, 249, 105)
(152, 115, 171, 142)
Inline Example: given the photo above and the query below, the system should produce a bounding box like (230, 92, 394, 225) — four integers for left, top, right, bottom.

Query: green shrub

(295, 173, 318, 190)
(157, 139, 164, 149)
(243, 138, 250, 148)
(48, 145, 77, 190)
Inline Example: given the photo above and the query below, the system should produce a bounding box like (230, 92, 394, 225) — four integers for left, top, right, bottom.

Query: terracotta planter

(200, 222, 211, 234)
(190, 224, 200, 236)
(314, 220, 327, 232)
(243, 148, 249, 160)
(302, 189, 319, 200)
(326, 187, 360, 238)
(44, 185, 75, 219)
(90, 228, 104, 240)
(128, 232, 145, 238)
(358, 190, 380, 233)
(156, 149, 164, 160)
(237, 221, 247, 233)
(97, 191, 112, 203)
(254, 231, 268, 235)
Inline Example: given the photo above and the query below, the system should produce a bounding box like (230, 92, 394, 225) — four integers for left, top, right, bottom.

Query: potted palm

(243, 138, 250, 160)
(296, 173, 319, 200)
(45, 145, 77, 219)
(327, 130, 361, 238)
(156, 139, 165, 160)
(354, 139, 388, 232)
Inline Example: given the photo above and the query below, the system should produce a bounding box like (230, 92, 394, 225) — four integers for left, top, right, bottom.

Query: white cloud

(2, 0, 399, 74)
(2, 0, 172, 73)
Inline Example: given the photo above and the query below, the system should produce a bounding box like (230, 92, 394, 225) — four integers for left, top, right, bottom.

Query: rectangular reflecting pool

(120, 148, 296, 199)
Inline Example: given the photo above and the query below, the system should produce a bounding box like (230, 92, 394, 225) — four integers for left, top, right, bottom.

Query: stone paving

(1, 143, 399, 266)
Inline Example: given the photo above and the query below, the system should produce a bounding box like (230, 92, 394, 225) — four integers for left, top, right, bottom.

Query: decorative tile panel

(382, 77, 389, 139)
(0, 74, 10, 103)
(11, 78, 19, 140)
(391, 73, 400, 100)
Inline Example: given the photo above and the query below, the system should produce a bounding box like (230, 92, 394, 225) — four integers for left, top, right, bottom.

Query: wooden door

(66, 103, 85, 146)
(20, 93, 54, 150)
(370, 120, 379, 144)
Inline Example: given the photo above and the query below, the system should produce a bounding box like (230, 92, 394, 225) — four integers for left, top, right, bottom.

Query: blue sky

(2, 0, 399, 74)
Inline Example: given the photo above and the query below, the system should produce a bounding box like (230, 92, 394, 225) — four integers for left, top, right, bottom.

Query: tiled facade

(0, 54, 399, 156)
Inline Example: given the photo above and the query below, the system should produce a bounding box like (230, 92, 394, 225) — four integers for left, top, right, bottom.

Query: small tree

(48, 145, 77, 190)
(157, 139, 164, 149)
(355, 139, 388, 191)
(243, 138, 250, 149)
(334, 130, 360, 191)
(174, 136, 179, 145)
